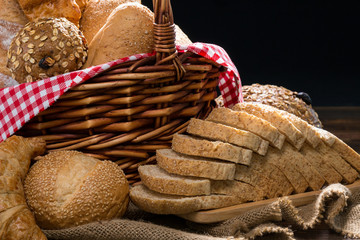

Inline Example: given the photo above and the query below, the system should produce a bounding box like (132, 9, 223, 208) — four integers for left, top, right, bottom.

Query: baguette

(172, 134, 253, 165)
(138, 164, 211, 196)
(233, 102, 306, 150)
(129, 184, 238, 215)
(187, 118, 269, 155)
(206, 107, 285, 149)
(156, 149, 236, 180)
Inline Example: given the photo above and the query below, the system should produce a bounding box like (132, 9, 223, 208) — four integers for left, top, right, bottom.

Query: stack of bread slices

(129, 102, 360, 215)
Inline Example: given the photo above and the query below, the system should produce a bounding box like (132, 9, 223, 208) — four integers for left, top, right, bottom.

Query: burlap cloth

(43, 183, 360, 240)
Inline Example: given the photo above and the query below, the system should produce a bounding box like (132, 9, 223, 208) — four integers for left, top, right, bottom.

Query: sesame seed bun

(24, 150, 129, 230)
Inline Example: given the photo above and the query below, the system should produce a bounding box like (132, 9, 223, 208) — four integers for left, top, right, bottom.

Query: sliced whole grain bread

(235, 153, 294, 198)
(233, 102, 306, 150)
(206, 107, 285, 150)
(210, 180, 263, 202)
(264, 146, 309, 193)
(138, 164, 211, 196)
(171, 134, 253, 165)
(281, 142, 325, 191)
(156, 149, 236, 180)
(315, 142, 359, 183)
(329, 133, 360, 173)
(300, 143, 343, 184)
(187, 118, 269, 156)
(129, 184, 239, 215)
(311, 126, 336, 147)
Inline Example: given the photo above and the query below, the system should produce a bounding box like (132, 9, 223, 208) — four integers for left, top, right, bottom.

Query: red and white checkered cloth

(0, 42, 242, 142)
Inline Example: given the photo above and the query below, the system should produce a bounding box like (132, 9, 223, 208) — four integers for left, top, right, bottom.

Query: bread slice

(129, 184, 239, 215)
(187, 118, 269, 156)
(315, 142, 358, 184)
(328, 133, 360, 173)
(281, 142, 325, 191)
(206, 107, 285, 149)
(264, 146, 309, 193)
(233, 103, 306, 150)
(171, 134, 253, 165)
(235, 153, 294, 198)
(138, 165, 211, 196)
(210, 180, 263, 202)
(311, 126, 336, 147)
(156, 149, 236, 180)
(300, 143, 343, 184)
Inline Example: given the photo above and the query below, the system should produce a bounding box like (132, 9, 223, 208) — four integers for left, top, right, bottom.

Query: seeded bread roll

(24, 150, 129, 230)
(7, 18, 87, 83)
(242, 83, 323, 128)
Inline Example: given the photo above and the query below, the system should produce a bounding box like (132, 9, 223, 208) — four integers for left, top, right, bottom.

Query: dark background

(143, 0, 360, 106)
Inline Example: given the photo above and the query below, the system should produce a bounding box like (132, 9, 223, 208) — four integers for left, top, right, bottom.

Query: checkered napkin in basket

(0, 42, 242, 143)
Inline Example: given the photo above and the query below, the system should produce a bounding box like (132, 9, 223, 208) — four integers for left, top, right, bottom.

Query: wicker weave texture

(18, 0, 223, 184)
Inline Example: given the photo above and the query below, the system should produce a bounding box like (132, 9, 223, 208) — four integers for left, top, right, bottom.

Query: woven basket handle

(153, 0, 186, 80)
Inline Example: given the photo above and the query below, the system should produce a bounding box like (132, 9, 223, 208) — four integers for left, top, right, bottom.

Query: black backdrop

(142, 0, 360, 106)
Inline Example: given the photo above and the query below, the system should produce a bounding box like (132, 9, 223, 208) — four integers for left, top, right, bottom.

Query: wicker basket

(18, 0, 224, 184)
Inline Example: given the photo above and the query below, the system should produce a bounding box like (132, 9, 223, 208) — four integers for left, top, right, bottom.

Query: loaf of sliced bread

(156, 149, 236, 180)
(187, 118, 269, 156)
(129, 184, 239, 215)
(172, 134, 253, 165)
(206, 107, 285, 150)
(330, 134, 360, 172)
(281, 142, 325, 190)
(300, 143, 343, 184)
(211, 180, 263, 202)
(233, 102, 306, 150)
(311, 126, 336, 147)
(138, 165, 211, 196)
(265, 146, 309, 193)
(235, 153, 294, 198)
(316, 142, 358, 183)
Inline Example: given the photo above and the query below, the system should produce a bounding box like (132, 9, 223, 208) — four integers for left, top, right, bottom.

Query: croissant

(0, 135, 47, 240)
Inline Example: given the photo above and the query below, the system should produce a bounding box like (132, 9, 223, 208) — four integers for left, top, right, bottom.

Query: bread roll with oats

(24, 150, 129, 230)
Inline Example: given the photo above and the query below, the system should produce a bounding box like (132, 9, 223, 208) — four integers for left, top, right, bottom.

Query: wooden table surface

(290, 106, 360, 239)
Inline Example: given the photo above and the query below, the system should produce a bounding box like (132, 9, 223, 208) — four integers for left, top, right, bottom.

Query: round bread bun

(7, 17, 87, 83)
(80, 0, 140, 45)
(24, 150, 129, 230)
